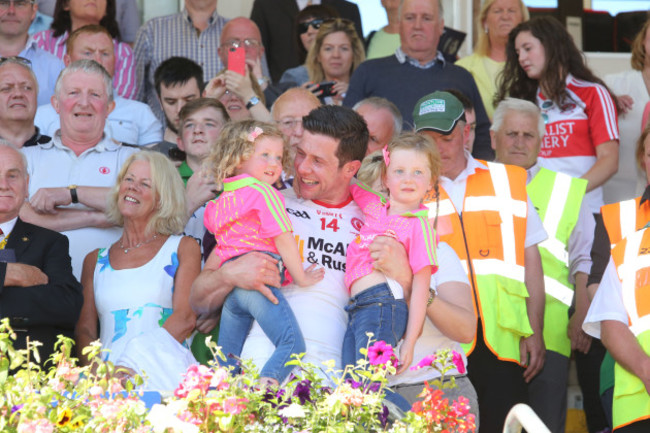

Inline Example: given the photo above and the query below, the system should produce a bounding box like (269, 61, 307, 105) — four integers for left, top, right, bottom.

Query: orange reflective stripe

(611, 229, 650, 334)
(602, 197, 650, 247)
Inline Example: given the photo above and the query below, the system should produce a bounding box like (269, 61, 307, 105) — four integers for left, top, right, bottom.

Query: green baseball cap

(412, 91, 466, 135)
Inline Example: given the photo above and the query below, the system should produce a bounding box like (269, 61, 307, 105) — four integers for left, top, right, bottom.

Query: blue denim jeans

(342, 283, 410, 411)
(342, 283, 408, 368)
(217, 252, 305, 383)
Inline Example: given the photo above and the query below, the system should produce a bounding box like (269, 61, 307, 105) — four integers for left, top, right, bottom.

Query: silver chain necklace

(118, 234, 158, 254)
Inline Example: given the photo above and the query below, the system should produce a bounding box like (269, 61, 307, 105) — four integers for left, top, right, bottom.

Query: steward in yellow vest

(490, 97, 595, 433)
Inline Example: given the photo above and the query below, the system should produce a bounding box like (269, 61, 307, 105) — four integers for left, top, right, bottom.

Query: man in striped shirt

(134, 0, 228, 125)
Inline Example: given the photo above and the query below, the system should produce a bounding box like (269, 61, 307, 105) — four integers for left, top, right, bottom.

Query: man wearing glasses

(0, 0, 63, 105)
(134, 0, 228, 125)
(216, 17, 287, 108)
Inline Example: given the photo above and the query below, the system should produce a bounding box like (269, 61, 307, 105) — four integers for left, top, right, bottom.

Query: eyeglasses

(0, 56, 32, 67)
(220, 38, 262, 49)
(298, 18, 325, 35)
(0, 0, 34, 11)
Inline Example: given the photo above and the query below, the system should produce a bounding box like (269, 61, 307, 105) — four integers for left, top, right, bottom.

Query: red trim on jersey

(313, 194, 353, 209)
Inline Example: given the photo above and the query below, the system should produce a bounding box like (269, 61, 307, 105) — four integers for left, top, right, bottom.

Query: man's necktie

(0, 228, 6, 250)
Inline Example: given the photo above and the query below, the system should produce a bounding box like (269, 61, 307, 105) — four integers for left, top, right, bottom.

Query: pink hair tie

(382, 146, 390, 166)
(248, 126, 264, 142)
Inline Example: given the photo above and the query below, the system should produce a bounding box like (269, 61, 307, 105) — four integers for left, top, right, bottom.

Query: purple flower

(365, 382, 381, 393)
(11, 404, 23, 414)
(367, 341, 395, 366)
(345, 378, 362, 389)
(293, 380, 313, 404)
(378, 404, 389, 427)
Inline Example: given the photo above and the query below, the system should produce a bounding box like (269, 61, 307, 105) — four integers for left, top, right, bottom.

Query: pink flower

(223, 396, 248, 415)
(410, 354, 437, 371)
(18, 418, 54, 433)
(452, 351, 466, 374)
(210, 368, 230, 390)
(367, 341, 395, 366)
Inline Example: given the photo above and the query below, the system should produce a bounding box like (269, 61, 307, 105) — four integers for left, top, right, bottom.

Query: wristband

(427, 287, 437, 306)
(68, 185, 79, 204)
(246, 96, 260, 110)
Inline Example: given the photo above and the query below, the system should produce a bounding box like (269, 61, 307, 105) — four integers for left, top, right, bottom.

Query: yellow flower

(56, 407, 72, 427)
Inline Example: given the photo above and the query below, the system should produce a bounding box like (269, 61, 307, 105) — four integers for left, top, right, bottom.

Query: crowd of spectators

(2, 1, 650, 432)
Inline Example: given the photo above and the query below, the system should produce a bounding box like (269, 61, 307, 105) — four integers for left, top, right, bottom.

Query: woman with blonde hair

(75, 151, 201, 390)
(455, 0, 529, 119)
(304, 18, 365, 105)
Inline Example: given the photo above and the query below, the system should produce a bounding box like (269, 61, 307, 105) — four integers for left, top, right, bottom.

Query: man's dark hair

(154, 57, 205, 97)
(303, 105, 368, 166)
(444, 88, 474, 112)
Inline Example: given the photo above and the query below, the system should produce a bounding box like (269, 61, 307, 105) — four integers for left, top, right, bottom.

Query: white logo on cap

(419, 99, 446, 115)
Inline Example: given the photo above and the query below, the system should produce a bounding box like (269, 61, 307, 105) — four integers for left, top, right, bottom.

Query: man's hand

(221, 252, 281, 303)
(568, 312, 592, 354)
(520, 332, 545, 383)
(195, 314, 220, 334)
(186, 169, 217, 216)
(246, 57, 266, 90)
(30, 187, 72, 214)
(4, 263, 48, 287)
(368, 236, 412, 291)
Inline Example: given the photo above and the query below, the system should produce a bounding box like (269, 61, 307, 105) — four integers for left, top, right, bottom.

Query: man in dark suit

(0, 143, 82, 364)
(250, 0, 363, 82)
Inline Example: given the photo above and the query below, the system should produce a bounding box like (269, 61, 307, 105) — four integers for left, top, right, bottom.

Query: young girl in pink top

(343, 133, 439, 379)
(204, 120, 324, 386)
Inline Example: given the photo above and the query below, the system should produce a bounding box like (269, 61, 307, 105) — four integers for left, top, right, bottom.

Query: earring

(484, 27, 488, 34)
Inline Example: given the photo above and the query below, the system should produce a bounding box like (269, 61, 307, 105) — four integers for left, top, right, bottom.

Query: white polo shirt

(22, 133, 139, 278)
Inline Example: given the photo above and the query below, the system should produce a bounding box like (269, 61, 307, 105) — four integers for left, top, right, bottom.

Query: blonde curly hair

(205, 120, 290, 189)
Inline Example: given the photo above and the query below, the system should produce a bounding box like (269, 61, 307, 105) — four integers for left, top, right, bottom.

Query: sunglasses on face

(298, 18, 325, 35)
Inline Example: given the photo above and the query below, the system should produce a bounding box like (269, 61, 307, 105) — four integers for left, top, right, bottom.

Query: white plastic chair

(503, 403, 551, 433)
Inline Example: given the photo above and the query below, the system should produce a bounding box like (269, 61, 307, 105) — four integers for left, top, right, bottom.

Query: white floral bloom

(279, 402, 307, 418)
(146, 404, 199, 433)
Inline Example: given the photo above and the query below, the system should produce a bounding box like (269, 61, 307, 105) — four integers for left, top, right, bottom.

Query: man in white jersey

(191, 105, 412, 371)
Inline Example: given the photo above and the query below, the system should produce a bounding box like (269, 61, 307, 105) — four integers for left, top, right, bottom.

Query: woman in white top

(75, 152, 201, 390)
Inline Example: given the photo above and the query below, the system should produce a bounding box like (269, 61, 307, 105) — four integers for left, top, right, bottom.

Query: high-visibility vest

(609, 228, 650, 429)
(424, 161, 531, 363)
(527, 168, 587, 357)
(602, 196, 650, 247)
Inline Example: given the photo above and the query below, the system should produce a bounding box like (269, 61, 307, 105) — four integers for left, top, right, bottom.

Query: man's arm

(19, 203, 111, 232)
(602, 319, 650, 394)
(0, 231, 82, 329)
(190, 251, 282, 328)
(521, 244, 546, 382)
(29, 186, 112, 214)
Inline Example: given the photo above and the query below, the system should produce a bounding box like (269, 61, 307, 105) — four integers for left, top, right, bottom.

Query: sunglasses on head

(298, 18, 325, 34)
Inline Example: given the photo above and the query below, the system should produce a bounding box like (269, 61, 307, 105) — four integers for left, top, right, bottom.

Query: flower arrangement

(0, 320, 475, 433)
(0, 318, 149, 433)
